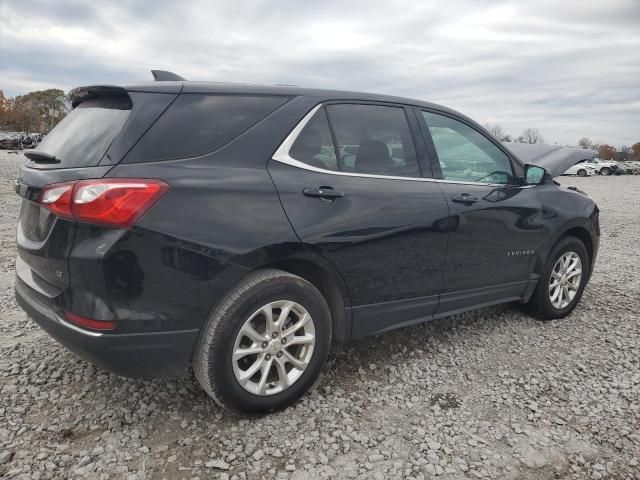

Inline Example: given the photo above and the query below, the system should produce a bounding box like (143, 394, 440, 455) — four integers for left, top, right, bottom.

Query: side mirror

(524, 164, 547, 185)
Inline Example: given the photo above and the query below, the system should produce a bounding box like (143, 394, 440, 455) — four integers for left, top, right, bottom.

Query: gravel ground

(1, 150, 638, 480)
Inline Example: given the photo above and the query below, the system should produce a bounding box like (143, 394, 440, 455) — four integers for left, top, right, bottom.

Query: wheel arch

(533, 221, 595, 280)
(258, 256, 352, 344)
(540, 224, 595, 282)
(560, 227, 593, 265)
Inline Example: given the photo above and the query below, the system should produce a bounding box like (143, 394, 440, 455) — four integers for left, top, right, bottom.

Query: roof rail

(151, 70, 186, 81)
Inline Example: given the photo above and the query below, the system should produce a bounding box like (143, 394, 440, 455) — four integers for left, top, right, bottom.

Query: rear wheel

(577, 169, 587, 177)
(600, 167, 611, 176)
(527, 236, 590, 320)
(193, 269, 332, 413)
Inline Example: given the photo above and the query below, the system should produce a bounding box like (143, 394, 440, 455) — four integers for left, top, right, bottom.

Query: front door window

(422, 111, 513, 184)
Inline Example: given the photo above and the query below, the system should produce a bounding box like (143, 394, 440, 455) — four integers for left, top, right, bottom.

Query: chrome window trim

(271, 103, 533, 189)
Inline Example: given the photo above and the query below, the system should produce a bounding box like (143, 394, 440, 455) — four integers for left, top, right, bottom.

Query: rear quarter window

(126, 94, 289, 162)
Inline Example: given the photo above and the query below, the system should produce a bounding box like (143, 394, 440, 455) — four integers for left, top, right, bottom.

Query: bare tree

(484, 123, 512, 142)
(484, 123, 503, 140)
(516, 128, 544, 144)
(618, 145, 630, 162)
(578, 137, 593, 149)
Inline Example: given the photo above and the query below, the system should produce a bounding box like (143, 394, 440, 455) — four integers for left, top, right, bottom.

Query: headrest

(355, 139, 391, 173)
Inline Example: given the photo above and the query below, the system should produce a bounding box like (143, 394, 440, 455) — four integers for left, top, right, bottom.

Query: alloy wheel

(232, 300, 315, 396)
(549, 251, 582, 309)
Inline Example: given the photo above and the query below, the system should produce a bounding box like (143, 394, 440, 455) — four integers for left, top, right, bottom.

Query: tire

(600, 167, 611, 176)
(577, 169, 587, 177)
(193, 269, 332, 414)
(527, 236, 590, 320)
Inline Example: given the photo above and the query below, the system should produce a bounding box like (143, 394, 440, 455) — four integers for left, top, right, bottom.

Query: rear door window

(326, 104, 420, 177)
(129, 94, 289, 162)
(32, 96, 131, 169)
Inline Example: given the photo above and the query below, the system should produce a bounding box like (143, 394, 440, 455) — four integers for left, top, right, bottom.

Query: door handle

(303, 187, 344, 200)
(451, 193, 479, 204)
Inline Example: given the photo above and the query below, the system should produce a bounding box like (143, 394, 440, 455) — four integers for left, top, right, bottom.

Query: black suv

(15, 73, 599, 413)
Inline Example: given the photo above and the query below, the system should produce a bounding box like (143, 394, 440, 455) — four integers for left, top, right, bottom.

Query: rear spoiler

(68, 85, 128, 108)
(69, 71, 185, 107)
(503, 143, 598, 178)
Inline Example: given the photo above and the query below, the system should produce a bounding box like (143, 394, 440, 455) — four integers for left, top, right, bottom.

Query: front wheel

(600, 167, 611, 176)
(527, 236, 590, 320)
(193, 269, 332, 414)
(577, 169, 587, 177)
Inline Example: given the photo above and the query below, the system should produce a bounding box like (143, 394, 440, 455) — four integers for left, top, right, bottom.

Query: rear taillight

(38, 179, 169, 228)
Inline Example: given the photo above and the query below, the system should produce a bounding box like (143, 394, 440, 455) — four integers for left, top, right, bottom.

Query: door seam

(265, 163, 355, 314)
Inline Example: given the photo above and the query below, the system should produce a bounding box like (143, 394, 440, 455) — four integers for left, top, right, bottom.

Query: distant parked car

(563, 163, 596, 177)
(24, 134, 43, 149)
(578, 158, 618, 176)
(613, 162, 639, 175)
(0, 134, 22, 150)
(21, 136, 35, 149)
(624, 161, 640, 174)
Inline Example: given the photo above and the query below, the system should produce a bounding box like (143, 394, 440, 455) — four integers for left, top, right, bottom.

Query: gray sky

(1, 0, 638, 146)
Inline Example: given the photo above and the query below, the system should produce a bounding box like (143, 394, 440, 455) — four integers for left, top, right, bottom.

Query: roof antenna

(151, 70, 186, 81)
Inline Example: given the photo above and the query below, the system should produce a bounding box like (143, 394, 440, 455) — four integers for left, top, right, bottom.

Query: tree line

(0, 89, 70, 135)
(485, 123, 640, 162)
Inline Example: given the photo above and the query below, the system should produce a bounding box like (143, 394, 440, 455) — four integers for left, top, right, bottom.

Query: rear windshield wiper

(24, 151, 61, 164)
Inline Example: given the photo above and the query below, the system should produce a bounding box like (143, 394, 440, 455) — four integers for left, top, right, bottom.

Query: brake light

(39, 179, 169, 228)
(65, 312, 116, 331)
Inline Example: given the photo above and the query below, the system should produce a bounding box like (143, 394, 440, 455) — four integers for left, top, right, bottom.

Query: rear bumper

(15, 277, 198, 378)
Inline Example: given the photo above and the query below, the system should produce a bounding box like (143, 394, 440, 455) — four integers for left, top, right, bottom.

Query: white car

(563, 163, 597, 177)
(578, 158, 618, 176)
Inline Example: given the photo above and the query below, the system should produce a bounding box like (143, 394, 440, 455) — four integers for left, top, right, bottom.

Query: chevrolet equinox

(15, 71, 599, 413)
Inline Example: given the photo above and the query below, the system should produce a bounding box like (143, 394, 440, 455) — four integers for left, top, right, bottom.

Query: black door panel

(268, 162, 449, 312)
(417, 108, 546, 311)
(269, 102, 451, 337)
(435, 182, 546, 307)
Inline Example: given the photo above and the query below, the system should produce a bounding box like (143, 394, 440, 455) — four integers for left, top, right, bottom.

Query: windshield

(33, 96, 131, 169)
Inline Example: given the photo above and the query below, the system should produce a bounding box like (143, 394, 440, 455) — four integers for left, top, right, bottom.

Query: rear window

(34, 96, 131, 169)
(127, 94, 288, 162)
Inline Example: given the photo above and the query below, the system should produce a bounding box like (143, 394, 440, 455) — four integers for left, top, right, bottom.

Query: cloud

(1, 0, 638, 146)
